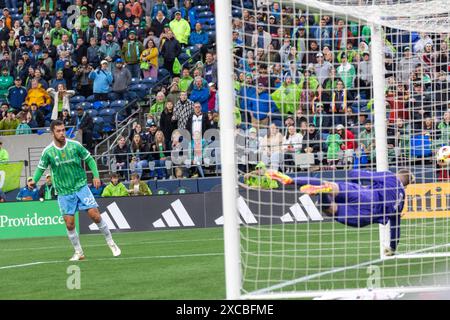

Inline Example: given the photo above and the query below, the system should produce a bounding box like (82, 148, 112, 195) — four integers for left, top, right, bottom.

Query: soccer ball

(437, 146, 450, 165)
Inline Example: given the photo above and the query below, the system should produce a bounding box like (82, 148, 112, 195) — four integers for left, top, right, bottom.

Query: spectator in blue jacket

(189, 22, 210, 60)
(180, 0, 198, 29)
(7, 77, 27, 110)
(190, 76, 210, 113)
(17, 177, 40, 201)
(250, 83, 279, 129)
(89, 60, 113, 101)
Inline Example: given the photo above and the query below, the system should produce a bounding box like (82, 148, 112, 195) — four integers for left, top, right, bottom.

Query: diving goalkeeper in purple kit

(266, 169, 415, 256)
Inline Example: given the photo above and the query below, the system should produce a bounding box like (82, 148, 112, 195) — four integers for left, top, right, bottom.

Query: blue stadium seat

(11, 14, 22, 21)
(204, 17, 216, 25)
(92, 100, 108, 110)
(231, 9, 242, 18)
(197, 11, 214, 18)
(197, 177, 221, 192)
(177, 53, 191, 65)
(98, 108, 115, 132)
(70, 95, 85, 104)
(129, 84, 148, 100)
(70, 110, 77, 117)
(202, 24, 215, 32)
(155, 188, 170, 195)
(174, 186, 190, 194)
(86, 95, 96, 102)
(92, 116, 104, 139)
(141, 77, 156, 89)
(195, 5, 210, 13)
(130, 77, 140, 86)
(77, 101, 93, 110)
(86, 109, 98, 117)
(207, 31, 216, 43)
(110, 100, 128, 109)
(179, 179, 199, 193)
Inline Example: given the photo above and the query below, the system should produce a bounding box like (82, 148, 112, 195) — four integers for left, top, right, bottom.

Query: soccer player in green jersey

(31, 120, 121, 261)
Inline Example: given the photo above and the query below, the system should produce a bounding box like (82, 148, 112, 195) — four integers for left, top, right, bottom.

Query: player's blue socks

(67, 229, 83, 253)
(97, 219, 113, 244)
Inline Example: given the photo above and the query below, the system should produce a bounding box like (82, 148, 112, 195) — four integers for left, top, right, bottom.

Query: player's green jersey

(37, 139, 91, 195)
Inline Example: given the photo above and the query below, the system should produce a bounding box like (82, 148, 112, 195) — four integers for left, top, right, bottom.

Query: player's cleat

(300, 184, 333, 195)
(108, 242, 121, 257)
(265, 170, 294, 185)
(69, 251, 85, 261)
(383, 247, 396, 257)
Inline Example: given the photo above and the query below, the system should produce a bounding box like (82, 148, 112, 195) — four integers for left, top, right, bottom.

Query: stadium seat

(129, 84, 148, 100)
(86, 109, 98, 117)
(155, 188, 170, 195)
(92, 117, 104, 139)
(130, 78, 140, 86)
(174, 187, 190, 194)
(109, 100, 128, 109)
(70, 95, 85, 104)
(207, 31, 216, 43)
(86, 95, 96, 102)
(77, 101, 93, 110)
(202, 24, 215, 32)
(11, 14, 22, 21)
(231, 9, 242, 18)
(204, 17, 216, 25)
(177, 53, 191, 65)
(195, 5, 210, 12)
(157, 68, 171, 84)
(98, 108, 115, 133)
(197, 11, 214, 18)
(92, 101, 109, 110)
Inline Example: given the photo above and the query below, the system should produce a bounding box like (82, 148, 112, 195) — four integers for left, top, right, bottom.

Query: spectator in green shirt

(178, 67, 193, 93)
(244, 161, 279, 189)
(0, 67, 13, 100)
(0, 141, 9, 162)
(128, 173, 152, 196)
(102, 173, 129, 197)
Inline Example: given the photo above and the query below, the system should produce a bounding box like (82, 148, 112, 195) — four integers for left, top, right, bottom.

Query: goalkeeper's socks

(96, 218, 113, 245)
(320, 193, 332, 211)
(67, 229, 83, 254)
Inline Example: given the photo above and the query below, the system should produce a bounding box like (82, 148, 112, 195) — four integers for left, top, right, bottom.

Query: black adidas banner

(79, 190, 328, 234)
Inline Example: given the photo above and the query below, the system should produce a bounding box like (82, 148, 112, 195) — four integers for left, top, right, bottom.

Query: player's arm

(31, 152, 49, 186)
(77, 142, 101, 188)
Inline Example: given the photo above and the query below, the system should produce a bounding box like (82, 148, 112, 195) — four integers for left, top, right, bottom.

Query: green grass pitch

(1, 221, 449, 299)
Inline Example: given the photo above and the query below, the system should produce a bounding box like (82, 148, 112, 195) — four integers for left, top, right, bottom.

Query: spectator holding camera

(89, 60, 113, 101)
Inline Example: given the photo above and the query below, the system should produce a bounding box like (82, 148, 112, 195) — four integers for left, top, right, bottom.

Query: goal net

(216, 0, 450, 299)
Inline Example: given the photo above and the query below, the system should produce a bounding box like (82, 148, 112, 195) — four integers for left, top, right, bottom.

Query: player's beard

(54, 134, 66, 146)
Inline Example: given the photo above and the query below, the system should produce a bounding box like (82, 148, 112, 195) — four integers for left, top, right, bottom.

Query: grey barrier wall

(79, 189, 327, 234)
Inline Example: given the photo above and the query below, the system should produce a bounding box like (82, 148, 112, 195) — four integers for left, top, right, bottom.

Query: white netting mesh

(227, 0, 450, 298)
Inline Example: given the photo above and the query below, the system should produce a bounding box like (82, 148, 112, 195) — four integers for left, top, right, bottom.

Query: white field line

(0, 252, 223, 271)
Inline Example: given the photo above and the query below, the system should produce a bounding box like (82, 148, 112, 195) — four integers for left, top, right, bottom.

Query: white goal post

(217, 0, 450, 299)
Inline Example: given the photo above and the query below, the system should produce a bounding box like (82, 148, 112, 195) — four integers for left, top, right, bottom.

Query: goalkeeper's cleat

(69, 251, 85, 261)
(265, 170, 293, 185)
(383, 247, 396, 257)
(300, 184, 333, 195)
(108, 241, 121, 257)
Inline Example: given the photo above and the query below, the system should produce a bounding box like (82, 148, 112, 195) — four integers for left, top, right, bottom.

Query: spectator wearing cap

(144, 119, 158, 145)
(161, 29, 181, 76)
(29, 68, 49, 90)
(41, 50, 53, 73)
(99, 32, 121, 70)
(0, 108, 20, 135)
(357, 51, 372, 98)
(84, 19, 102, 44)
(71, 104, 94, 151)
(140, 39, 159, 79)
(47, 83, 75, 120)
(39, 174, 57, 201)
(42, 34, 57, 61)
(151, 0, 169, 20)
(0, 67, 13, 100)
(169, 10, 191, 48)
(8, 78, 27, 110)
(0, 140, 8, 162)
(74, 6, 90, 32)
(326, 127, 344, 166)
(110, 58, 132, 101)
(314, 52, 332, 87)
(398, 46, 422, 84)
(189, 22, 209, 60)
(190, 76, 210, 113)
(336, 53, 356, 90)
(252, 24, 272, 55)
(89, 60, 113, 101)
(2, 8, 12, 30)
(151, 10, 170, 38)
(121, 30, 144, 79)
(49, 19, 71, 47)
(17, 177, 39, 201)
(336, 123, 356, 162)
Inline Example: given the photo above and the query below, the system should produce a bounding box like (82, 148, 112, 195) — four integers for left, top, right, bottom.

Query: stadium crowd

(0, 0, 449, 194)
